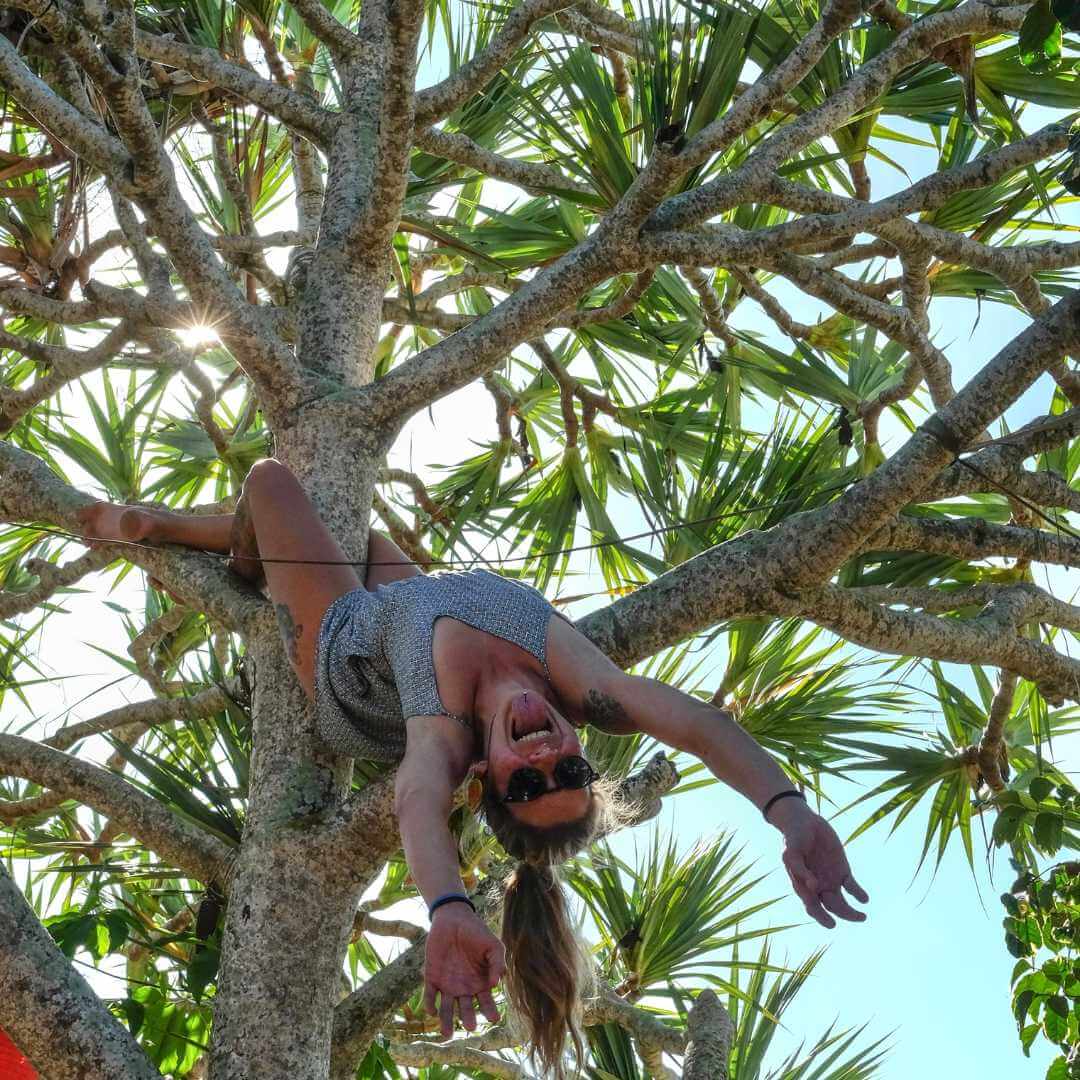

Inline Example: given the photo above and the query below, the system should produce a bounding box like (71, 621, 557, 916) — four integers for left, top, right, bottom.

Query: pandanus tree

(1, 0, 1080, 1076)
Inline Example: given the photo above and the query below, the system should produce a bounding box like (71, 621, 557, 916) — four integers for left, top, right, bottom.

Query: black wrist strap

(762, 789, 805, 821)
(428, 893, 476, 919)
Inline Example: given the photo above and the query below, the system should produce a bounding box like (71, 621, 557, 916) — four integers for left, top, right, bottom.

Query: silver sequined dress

(314, 569, 556, 761)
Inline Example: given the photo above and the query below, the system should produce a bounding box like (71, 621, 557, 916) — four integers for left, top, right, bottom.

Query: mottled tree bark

(0, 0, 1076, 1076)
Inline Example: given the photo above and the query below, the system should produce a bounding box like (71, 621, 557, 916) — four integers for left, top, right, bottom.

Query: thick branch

(0, 31, 128, 174)
(317, 775, 402, 890)
(683, 990, 733, 1080)
(0, 734, 234, 882)
(0, 864, 160, 1080)
(0, 440, 266, 633)
(330, 937, 426, 1080)
(134, 30, 333, 146)
(875, 516, 1080, 571)
(793, 585, 1080, 705)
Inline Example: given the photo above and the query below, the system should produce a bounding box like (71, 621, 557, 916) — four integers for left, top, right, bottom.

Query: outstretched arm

(547, 617, 869, 928)
(395, 717, 505, 1035)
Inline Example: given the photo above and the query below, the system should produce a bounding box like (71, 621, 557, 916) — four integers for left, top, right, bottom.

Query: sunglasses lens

(554, 756, 595, 789)
(506, 767, 547, 803)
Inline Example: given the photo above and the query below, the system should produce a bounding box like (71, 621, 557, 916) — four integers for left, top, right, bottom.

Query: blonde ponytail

(502, 861, 586, 1078)
(481, 782, 619, 1077)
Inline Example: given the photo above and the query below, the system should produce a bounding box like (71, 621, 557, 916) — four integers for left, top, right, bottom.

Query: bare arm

(395, 719, 472, 904)
(395, 717, 505, 1034)
(546, 617, 869, 928)
(548, 615, 792, 804)
(586, 674, 803, 812)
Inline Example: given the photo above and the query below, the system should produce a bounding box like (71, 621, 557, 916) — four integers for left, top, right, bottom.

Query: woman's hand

(769, 798, 869, 929)
(423, 904, 505, 1036)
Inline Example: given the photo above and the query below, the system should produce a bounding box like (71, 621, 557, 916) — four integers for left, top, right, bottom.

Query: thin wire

(12, 439, 1077, 571)
(21, 481, 856, 569)
(951, 456, 1080, 545)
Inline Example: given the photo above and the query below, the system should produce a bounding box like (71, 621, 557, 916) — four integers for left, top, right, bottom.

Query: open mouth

(511, 693, 552, 743)
(514, 724, 552, 745)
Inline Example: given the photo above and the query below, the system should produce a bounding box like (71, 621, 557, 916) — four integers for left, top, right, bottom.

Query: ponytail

(481, 780, 621, 1078)
(502, 861, 585, 1079)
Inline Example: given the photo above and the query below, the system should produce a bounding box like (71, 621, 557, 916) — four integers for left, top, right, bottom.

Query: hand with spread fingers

(768, 795, 869, 929)
(423, 903, 505, 1037)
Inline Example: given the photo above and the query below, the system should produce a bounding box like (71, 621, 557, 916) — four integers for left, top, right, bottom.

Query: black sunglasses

(502, 755, 600, 804)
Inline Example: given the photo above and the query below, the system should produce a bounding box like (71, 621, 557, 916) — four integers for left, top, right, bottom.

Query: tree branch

(414, 0, 572, 126)
(0, 734, 234, 882)
(389, 1039, 528, 1077)
(0, 440, 267, 633)
(0, 864, 161, 1080)
(0, 30, 128, 175)
(0, 547, 112, 619)
(648, 2, 1029, 232)
(287, 0, 363, 65)
(584, 988, 685, 1055)
(874, 516, 1080, 571)
(134, 29, 334, 146)
(976, 670, 1016, 792)
(791, 584, 1080, 705)
(682, 990, 733, 1080)
(415, 125, 592, 197)
(677, 0, 862, 172)
(0, 322, 135, 430)
(330, 937, 426, 1080)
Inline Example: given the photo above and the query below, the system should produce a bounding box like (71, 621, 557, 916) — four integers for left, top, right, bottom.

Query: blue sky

(381, 273, 1074, 1078)
(3, 14, 1077, 1080)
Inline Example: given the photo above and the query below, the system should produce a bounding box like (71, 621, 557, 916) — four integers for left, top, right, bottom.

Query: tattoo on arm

(275, 602, 303, 665)
(583, 689, 632, 733)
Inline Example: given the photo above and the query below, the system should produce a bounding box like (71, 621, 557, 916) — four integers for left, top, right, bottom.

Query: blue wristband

(428, 893, 476, 919)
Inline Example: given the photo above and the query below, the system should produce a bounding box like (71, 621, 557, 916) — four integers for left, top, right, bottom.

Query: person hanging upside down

(77, 458, 868, 1078)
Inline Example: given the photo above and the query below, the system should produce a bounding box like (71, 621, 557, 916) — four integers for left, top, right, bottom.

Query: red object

(0, 1028, 37, 1079)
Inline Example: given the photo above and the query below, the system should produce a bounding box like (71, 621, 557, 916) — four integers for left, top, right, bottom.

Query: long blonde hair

(481, 782, 616, 1079)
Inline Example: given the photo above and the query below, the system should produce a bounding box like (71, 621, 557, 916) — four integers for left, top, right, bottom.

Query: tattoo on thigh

(583, 689, 630, 732)
(275, 603, 303, 665)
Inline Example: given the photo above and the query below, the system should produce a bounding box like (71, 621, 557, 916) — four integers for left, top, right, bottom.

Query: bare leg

(76, 504, 234, 553)
(77, 465, 423, 695)
(237, 460, 361, 695)
(76, 502, 416, 590)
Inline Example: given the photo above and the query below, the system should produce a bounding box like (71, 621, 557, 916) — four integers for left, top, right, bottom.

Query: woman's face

(476, 685, 592, 828)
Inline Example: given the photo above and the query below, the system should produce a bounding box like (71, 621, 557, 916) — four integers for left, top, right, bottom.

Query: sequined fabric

(314, 569, 555, 761)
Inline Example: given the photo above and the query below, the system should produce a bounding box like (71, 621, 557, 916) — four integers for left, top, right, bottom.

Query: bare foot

(75, 503, 161, 548)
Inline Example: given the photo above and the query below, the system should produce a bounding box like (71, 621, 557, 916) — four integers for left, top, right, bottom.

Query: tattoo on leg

(275, 603, 303, 665)
(583, 689, 631, 733)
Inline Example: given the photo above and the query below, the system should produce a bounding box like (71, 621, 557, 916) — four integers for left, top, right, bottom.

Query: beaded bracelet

(762, 789, 806, 822)
(428, 893, 477, 919)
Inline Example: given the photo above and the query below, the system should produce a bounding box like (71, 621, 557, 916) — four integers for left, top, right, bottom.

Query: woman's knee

(244, 459, 300, 509)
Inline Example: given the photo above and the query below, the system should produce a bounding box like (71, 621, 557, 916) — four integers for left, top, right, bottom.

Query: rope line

(19, 481, 855, 568)
(8, 425, 1078, 573)
(920, 417, 1080, 545)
